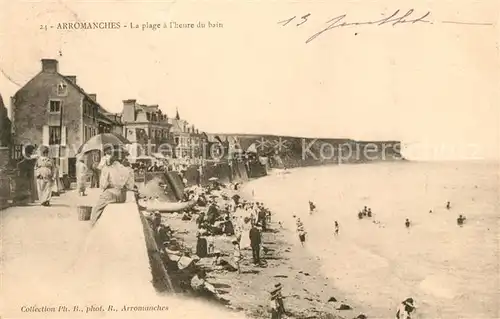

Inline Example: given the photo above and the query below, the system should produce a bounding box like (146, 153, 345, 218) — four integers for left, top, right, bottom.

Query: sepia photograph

(0, 1, 498, 319)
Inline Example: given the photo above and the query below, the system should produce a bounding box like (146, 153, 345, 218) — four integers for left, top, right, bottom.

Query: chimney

(88, 94, 97, 102)
(122, 99, 137, 123)
(41, 59, 58, 73)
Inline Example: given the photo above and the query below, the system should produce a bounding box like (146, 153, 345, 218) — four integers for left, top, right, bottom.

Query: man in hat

(395, 297, 416, 319)
(269, 283, 286, 319)
(249, 223, 262, 265)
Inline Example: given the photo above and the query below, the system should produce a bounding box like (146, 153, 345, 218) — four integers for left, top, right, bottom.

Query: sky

(0, 0, 499, 159)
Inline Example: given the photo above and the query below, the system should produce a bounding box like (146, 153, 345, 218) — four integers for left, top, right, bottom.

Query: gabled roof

(169, 118, 189, 134)
(60, 74, 122, 126)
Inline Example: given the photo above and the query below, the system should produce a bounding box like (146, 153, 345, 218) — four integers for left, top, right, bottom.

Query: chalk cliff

(211, 133, 404, 167)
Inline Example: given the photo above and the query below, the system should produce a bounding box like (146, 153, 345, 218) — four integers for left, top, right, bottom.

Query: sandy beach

(165, 207, 358, 319)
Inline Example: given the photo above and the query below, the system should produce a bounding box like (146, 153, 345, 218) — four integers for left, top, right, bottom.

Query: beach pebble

(327, 296, 338, 302)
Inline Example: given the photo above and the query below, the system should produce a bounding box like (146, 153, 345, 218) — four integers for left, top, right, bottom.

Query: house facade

(10, 59, 123, 177)
(121, 99, 172, 157)
(168, 110, 204, 159)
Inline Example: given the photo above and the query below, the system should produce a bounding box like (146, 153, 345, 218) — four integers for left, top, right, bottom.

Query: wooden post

(58, 104, 64, 166)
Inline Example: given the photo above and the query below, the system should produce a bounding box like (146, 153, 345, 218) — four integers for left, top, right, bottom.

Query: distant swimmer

(334, 221, 339, 236)
(367, 208, 372, 217)
(446, 201, 451, 210)
(429, 210, 433, 214)
(362, 206, 368, 216)
(457, 214, 467, 226)
(405, 218, 411, 228)
(395, 297, 416, 319)
(309, 201, 316, 214)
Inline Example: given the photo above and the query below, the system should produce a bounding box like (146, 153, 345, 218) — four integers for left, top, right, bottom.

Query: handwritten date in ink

(278, 10, 432, 43)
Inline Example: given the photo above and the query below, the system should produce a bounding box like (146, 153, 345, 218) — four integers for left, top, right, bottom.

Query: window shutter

(61, 126, 67, 146)
(42, 125, 49, 145)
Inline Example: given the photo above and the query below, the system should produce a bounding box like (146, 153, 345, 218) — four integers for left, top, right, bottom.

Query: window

(57, 82, 67, 96)
(146, 113, 151, 121)
(49, 126, 61, 145)
(49, 100, 62, 113)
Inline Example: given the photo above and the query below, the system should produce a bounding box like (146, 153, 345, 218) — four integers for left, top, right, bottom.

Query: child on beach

(297, 219, 306, 246)
(230, 239, 242, 273)
(395, 297, 416, 319)
(269, 283, 286, 319)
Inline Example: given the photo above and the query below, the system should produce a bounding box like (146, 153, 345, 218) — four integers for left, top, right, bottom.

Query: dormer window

(57, 82, 67, 96)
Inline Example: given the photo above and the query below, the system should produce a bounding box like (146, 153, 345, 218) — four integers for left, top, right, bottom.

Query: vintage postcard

(0, 0, 498, 319)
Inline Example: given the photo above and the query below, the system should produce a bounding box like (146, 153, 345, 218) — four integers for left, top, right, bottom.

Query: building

(168, 109, 204, 159)
(10, 59, 123, 177)
(121, 99, 172, 157)
(0, 93, 12, 148)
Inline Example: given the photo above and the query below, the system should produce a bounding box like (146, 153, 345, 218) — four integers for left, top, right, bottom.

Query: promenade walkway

(1, 189, 245, 319)
(1, 190, 97, 316)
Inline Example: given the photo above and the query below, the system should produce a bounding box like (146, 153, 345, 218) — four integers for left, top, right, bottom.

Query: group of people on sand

(144, 180, 278, 301)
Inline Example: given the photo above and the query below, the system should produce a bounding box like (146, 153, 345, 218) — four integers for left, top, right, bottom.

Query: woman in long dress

(51, 162, 64, 195)
(35, 147, 54, 206)
(76, 156, 88, 196)
(239, 217, 252, 249)
(89, 150, 135, 226)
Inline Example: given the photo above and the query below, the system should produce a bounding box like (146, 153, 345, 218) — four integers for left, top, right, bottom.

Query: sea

(245, 161, 499, 319)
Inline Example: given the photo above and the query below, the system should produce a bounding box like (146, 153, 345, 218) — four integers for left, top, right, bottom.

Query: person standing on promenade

(17, 145, 38, 203)
(34, 146, 54, 206)
(76, 156, 88, 196)
(90, 157, 100, 188)
(249, 223, 262, 265)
